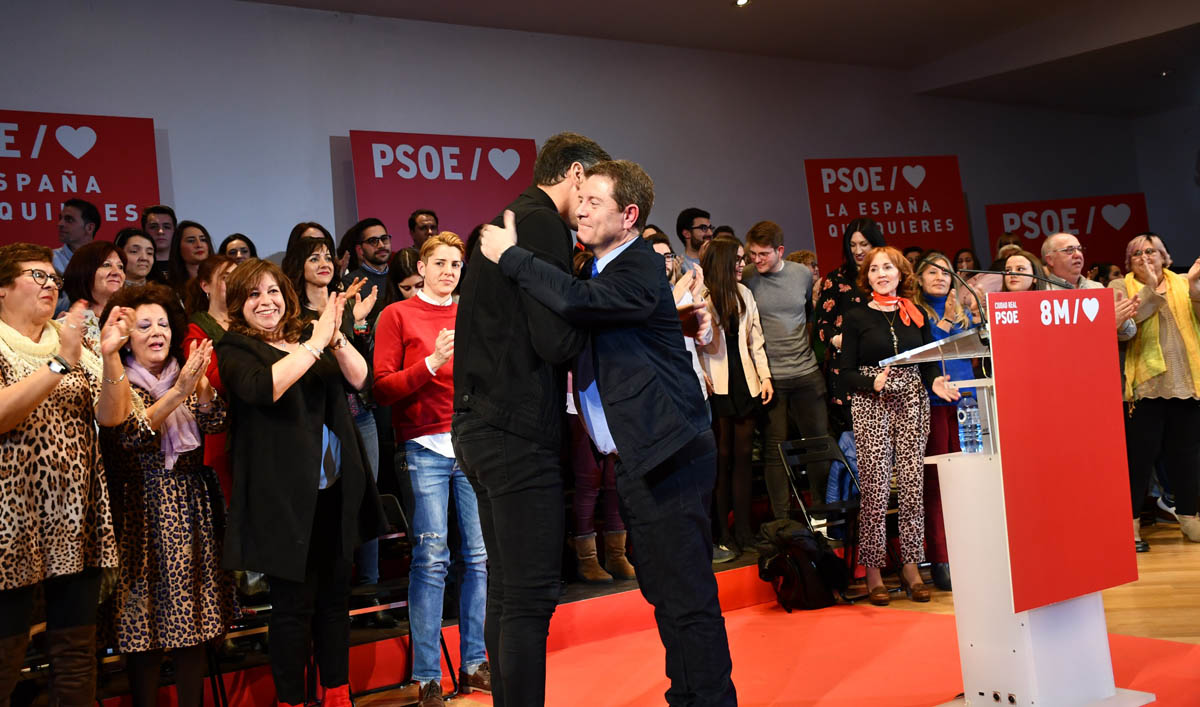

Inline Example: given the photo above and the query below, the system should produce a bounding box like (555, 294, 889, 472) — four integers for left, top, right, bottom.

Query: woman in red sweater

(373, 232, 488, 705)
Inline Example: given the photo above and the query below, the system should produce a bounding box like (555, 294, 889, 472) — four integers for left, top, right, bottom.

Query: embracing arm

(498, 243, 659, 325)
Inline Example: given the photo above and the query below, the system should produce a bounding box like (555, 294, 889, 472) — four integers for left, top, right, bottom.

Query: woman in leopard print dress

(99, 283, 236, 707)
(840, 247, 959, 606)
(0, 243, 135, 706)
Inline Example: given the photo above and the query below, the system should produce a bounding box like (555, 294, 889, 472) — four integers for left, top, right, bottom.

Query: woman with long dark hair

(814, 218, 886, 432)
(98, 283, 234, 707)
(216, 259, 384, 707)
(218, 234, 257, 263)
(841, 246, 958, 605)
(699, 236, 772, 554)
(1000, 250, 1047, 292)
(167, 220, 213, 293)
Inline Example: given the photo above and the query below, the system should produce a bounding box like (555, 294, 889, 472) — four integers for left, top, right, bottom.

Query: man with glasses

(675, 208, 713, 276)
(409, 210, 439, 250)
(1043, 232, 1137, 335)
(342, 217, 396, 325)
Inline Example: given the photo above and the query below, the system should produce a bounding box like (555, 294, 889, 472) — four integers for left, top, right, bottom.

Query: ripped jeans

(405, 441, 488, 683)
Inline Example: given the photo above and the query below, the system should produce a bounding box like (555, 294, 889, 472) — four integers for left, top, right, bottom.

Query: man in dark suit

(453, 133, 609, 707)
(479, 160, 737, 706)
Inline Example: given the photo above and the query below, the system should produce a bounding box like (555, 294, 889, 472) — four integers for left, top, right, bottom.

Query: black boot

(931, 563, 952, 592)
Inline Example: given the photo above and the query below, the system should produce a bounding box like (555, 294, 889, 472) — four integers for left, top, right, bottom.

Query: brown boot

(603, 531, 637, 581)
(574, 535, 613, 584)
(45, 624, 97, 707)
(0, 632, 32, 707)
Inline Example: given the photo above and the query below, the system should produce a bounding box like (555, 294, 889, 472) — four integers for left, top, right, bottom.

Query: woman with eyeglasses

(0, 243, 135, 706)
(58, 240, 127, 343)
(1111, 233, 1200, 550)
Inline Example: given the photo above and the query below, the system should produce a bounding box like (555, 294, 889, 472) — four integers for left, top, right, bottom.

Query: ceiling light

(734, 0, 750, 7)
(1159, 69, 1173, 78)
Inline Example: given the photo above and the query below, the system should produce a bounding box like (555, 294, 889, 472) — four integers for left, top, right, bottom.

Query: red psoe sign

(988, 289, 1137, 613)
(984, 193, 1149, 267)
(803, 155, 970, 271)
(0, 109, 159, 247)
(349, 131, 537, 248)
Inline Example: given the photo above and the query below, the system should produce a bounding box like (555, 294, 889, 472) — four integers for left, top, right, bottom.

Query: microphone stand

(926, 262, 989, 342)
(957, 268, 1073, 290)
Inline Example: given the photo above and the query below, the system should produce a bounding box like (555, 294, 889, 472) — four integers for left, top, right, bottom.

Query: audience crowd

(1, 132, 1197, 707)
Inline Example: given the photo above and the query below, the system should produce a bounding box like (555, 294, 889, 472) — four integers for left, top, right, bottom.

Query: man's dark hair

(903, 246, 924, 257)
(674, 207, 710, 246)
(340, 217, 387, 271)
(644, 231, 671, 248)
(585, 160, 654, 232)
(532, 132, 610, 187)
(713, 225, 735, 239)
(140, 204, 177, 231)
(64, 198, 101, 237)
(407, 210, 437, 232)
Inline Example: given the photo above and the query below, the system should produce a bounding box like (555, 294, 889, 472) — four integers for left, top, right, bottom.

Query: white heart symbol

(55, 126, 97, 159)
(1082, 297, 1099, 322)
(488, 148, 520, 180)
(1101, 203, 1131, 231)
(901, 165, 926, 189)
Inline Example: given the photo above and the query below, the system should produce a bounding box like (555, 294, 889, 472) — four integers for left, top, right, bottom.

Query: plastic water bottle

(957, 394, 983, 454)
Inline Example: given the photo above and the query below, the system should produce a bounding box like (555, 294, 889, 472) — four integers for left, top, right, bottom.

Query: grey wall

(1134, 105, 1200, 263)
(1, 0, 1157, 262)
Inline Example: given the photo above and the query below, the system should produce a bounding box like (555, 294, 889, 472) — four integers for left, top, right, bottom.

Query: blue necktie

(591, 260, 599, 278)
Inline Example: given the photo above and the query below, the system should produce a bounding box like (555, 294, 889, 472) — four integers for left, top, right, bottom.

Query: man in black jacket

(453, 132, 609, 707)
(479, 160, 737, 706)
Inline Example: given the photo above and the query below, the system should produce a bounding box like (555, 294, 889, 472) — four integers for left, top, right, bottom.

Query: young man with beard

(452, 132, 609, 707)
(479, 160, 736, 707)
(341, 217, 396, 325)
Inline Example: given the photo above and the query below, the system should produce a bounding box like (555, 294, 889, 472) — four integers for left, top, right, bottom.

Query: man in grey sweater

(745, 221, 832, 519)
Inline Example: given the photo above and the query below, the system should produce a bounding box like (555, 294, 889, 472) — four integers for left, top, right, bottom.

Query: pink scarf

(125, 357, 201, 470)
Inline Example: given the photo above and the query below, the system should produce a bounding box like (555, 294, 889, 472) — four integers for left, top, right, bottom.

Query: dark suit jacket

(454, 186, 586, 445)
(216, 331, 386, 582)
(497, 235, 709, 478)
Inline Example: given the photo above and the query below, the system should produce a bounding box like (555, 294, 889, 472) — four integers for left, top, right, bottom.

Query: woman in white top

(700, 236, 773, 554)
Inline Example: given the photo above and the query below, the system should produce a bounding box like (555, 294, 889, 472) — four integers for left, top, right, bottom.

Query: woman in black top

(841, 246, 958, 606)
(215, 259, 384, 707)
(814, 218, 885, 433)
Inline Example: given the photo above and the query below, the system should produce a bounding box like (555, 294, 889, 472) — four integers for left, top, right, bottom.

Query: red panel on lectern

(988, 290, 1137, 613)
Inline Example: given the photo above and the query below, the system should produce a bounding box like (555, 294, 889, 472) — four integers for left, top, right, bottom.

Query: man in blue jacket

(480, 159, 736, 707)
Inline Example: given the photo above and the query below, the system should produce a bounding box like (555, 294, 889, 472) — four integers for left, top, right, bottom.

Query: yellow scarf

(1122, 271, 1200, 400)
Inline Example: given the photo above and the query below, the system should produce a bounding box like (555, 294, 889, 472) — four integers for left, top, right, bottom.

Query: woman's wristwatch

(47, 355, 73, 375)
(330, 335, 348, 351)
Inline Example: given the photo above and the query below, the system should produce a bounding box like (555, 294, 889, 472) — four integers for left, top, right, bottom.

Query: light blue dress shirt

(576, 237, 638, 455)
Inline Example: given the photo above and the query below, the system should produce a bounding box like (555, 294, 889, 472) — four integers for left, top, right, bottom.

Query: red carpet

(459, 601, 1200, 706)
(100, 566, 1200, 705)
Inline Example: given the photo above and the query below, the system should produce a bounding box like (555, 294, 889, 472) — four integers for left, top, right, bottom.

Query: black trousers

(1125, 397, 1200, 517)
(267, 483, 352, 705)
(616, 431, 737, 707)
(763, 372, 831, 519)
(0, 569, 100, 637)
(453, 413, 564, 707)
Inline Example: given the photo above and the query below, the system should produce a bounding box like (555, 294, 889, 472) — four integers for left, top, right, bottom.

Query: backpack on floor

(756, 519, 846, 612)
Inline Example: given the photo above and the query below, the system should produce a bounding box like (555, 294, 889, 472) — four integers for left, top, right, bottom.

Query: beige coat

(700, 283, 772, 397)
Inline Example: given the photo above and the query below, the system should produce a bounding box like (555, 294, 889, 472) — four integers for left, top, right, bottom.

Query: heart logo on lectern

(1081, 298, 1100, 322)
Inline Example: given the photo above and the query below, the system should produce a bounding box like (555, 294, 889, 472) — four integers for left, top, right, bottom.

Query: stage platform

(84, 547, 1200, 707)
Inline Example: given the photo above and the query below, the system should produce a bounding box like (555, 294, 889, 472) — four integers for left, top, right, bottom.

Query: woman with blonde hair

(1111, 232, 1200, 550)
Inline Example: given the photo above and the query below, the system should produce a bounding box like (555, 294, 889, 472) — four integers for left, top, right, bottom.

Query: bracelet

(299, 342, 322, 360)
(104, 370, 126, 385)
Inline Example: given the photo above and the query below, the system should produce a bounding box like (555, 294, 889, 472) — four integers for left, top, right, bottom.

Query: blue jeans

(406, 441, 488, 683)
(353, 411, 380, 585)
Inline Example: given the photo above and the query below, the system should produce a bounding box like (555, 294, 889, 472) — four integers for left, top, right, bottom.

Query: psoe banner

(984, 193, 1148, 267)
(803, 155, 970, 271)
(0, 109, 159, 248)
(350, 131, 536, 248)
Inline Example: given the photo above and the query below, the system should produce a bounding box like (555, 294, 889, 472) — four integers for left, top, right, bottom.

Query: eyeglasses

(1051, 245, 1086, 256)
(1130, 247, 1161, 260)
(362, 234, 392, 247)
(21, 268, 64, 289)
(747, 250, 774, 261)
(688, 224, 713, 233)
(662, 253, 675, 261)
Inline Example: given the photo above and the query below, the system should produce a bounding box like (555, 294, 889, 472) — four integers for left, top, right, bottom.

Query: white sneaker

(1156, 496, 1179, 523)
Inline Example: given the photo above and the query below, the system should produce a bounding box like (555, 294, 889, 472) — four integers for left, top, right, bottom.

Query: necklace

(881, 308, 899, 355)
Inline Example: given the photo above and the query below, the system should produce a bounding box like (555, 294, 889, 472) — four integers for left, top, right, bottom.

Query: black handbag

(756, 519, 847, 612)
